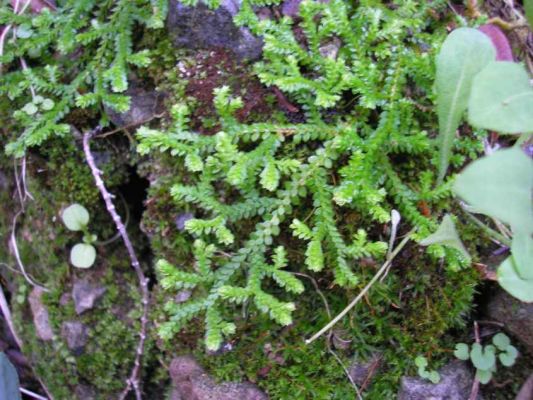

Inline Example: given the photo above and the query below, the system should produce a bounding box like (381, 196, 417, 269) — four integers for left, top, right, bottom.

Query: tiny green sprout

(415, 355, 441, 384)
(61, 204, 97, 269)
(453, 332, 518, 385)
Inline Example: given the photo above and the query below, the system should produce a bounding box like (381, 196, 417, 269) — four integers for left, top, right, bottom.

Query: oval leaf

(499, 345, 518, 367)
(436, 28, 496, 182)
(70, 243, 97, 269)
(511, 233, 533, 280)
(475, 368, 493, 385)
(453, 147, 533, 235)
(492, 333, 510, 350)
(62, 204, 90, 231)
(468, 62, 533, 134)
(0, 353, 21, 400)
(497, 256, 533, 303)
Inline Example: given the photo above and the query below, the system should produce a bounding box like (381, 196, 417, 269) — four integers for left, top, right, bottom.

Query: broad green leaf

(468, 62, 533, 134)
(62, 204, 90, 231)
(436, 28, 496, 182)
(70, 243, 97, 268)
(498, 345, 518, 367)
(511, 233, 533, 280)
(492, 333, 510, 350)
(453, 148, 533, 235)
(0, 353, 21, 400)
(470, 343, 496, 370)
(454, 343, 470, 360)
(497, 256, 533, 302)
(419, 214, 470, 261)
(475, 368, 492, 385)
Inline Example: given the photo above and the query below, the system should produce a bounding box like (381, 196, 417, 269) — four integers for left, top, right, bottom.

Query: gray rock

(169, 355, 267, 400)
(486, 288, 533, 354)
(281, 0, 329, 17)
(28, 287, 54, 341)
(167, 0, 263, 60)
(61, 321, 88, 354)
(105, 83, 165, 127)
(175, 212, 194, 231)
(398, 360, 478, 400)
(74, 384, 96, 400)
(72, 280, 106, 315)
(348, 353, 382, 386)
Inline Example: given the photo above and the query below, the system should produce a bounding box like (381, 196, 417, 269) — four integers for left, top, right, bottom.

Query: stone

(169, 355, 268, 400)
(516, 373, 533, 400)
(28, 287, 54, 341)
(61, 321, 89, 354)
(105, 82, 166, 127)
(74, 384, 96, 400)
(175, 212, 194, 231)
(397, 360, 478, 400)
(348, 353, 382, 387)
(167, 0, 263, 61)
(72, 280, 106, 315)
(281, 0, 329, 17)
(486, 288, 533, 354)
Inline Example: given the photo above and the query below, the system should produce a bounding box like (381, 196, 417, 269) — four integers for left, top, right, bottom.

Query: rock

(348, 353, 382, 387)
(28, 287, 54, 341)
(486, 288, 533, 354)
(105, 82, 166, 127)
(167, 0, 263, 61)
(516, 373, 533, 400)
(281, 0, 302, 17)
(72, 280, 106, 315)
(281, 0, 329, 17)
(398, 360, 477, 400)
(175, 212, 194, 231)
(61, 321, 88, 355)
(169, 355, 268, 400)
(74, 384, 96, 400)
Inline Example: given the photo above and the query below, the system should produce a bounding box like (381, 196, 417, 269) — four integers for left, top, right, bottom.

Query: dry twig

(82, 128, 150, 400)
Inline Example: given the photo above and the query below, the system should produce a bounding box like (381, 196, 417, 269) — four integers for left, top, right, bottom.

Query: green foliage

(454, 333, 518, 385)
(435, 27, 495, 183)
(138, 0, 473, 351)
(61, 204, 97, 268)
(0, 353, 21, 400)
(420, 214, 470, 261)
(0, 0, 166, 157)
(468, 62, 533, 134)
(414, 355, 440, 384)
(454, 148, 533, 301)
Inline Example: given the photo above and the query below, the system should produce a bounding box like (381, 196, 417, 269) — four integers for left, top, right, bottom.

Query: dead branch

(82, 128, 150, 400)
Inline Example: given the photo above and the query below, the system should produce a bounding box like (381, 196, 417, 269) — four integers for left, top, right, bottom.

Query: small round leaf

(475, 368, 492, 385)
(70, 244, 96, 268)
(41, 98, 55, 111)
(492, 333, 510, 350)
(454, 343, 470, 360)
(470, 343, 496, 371)
(62, 204, 90, 231)
(22, 103, 38, 115)
(415, 356, 428, 368)
(499, 345, 518, 367)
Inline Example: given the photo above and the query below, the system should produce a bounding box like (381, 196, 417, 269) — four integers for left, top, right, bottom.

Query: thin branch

(0, 284, 23, 349)
(82, 128, 149, 400)
(10, 211, 48, 291)
(468, 321, 481, 400)
(20, 387, 48, 400)
(306, 229, 414, 345)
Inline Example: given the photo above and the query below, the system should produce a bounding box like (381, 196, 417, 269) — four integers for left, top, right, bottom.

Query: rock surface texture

(28, 287, 54, 341)
(397, 361, 477, 400)
(169, 355, 268, 400)
(61, 321, 89, 354)
(72, 280, 106, 315)
(486, 288, 533, 354)
(167, 0, 263, 60)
